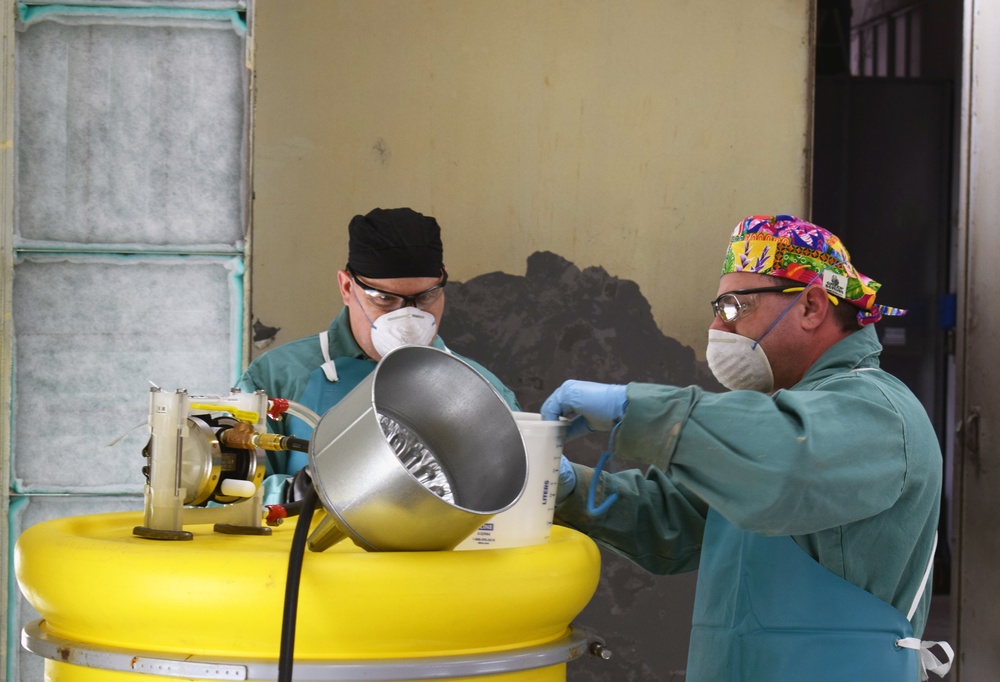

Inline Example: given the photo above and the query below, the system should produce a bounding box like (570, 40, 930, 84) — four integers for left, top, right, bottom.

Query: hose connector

(264, 505, 289, 526)
(268, 398, 291, 420)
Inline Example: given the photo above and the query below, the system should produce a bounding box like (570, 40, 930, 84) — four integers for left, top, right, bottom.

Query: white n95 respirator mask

(705, 329, 775, 393)
(370, 307, 438, 357)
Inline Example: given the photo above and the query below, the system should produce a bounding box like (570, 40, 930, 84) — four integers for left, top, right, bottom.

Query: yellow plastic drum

(15, 511, 601, 681)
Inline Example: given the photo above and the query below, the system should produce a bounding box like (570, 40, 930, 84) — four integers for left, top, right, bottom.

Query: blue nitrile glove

(540, 380, 628, 441)
(556, 455, 576, 503)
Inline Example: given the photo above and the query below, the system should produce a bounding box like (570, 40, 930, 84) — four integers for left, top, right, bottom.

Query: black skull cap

(347, 207, 444, 279)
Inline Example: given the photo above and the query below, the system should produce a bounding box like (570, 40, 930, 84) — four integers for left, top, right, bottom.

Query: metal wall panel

(954, 0, 1000, 677)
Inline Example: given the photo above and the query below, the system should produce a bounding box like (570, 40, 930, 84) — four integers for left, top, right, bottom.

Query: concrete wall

(250, 0, 814, 359)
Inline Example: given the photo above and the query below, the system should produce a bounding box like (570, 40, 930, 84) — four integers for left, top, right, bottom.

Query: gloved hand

(556, 455, 576, 503)
(540, 380, 628, 441)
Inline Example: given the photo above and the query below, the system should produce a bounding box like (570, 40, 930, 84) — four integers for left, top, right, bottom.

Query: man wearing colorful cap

(238, 207, 519, 503)
(541, 215, 951, 680)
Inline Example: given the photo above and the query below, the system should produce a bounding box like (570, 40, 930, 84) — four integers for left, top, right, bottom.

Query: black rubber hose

(279, 500, 304, 518)
(284, 437, 311, 453)
(277, 485, 318, 682)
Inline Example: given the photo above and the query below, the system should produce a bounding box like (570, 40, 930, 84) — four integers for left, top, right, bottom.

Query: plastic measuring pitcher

(456, 412, 567, 550)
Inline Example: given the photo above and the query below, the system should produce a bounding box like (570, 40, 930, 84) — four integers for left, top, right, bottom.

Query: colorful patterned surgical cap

(721, 214, 905, 325)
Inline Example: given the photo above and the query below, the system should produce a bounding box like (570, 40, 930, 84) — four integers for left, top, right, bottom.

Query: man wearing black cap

(237, 207, 519, 504)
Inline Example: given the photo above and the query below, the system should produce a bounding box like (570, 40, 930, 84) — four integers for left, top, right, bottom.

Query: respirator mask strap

(352, 286, 380, 331)
(751, 262, 846, 349)
(752, 289, 806, 349)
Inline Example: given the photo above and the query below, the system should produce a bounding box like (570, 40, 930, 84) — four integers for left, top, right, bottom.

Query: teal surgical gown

(236, 307, 519, 499)
(554, 324, 942, 641)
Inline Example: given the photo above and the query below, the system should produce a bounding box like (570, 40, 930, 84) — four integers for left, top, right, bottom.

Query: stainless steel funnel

(307, 345, 528, 552)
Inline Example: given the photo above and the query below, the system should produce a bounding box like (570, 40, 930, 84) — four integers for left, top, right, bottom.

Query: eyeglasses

(710, 285, 839, 323)
(348, 267, 448, 311)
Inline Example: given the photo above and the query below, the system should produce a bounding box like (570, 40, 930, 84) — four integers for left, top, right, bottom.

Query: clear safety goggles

(348, 266, 448, 312)
(711, 285, 838, 323)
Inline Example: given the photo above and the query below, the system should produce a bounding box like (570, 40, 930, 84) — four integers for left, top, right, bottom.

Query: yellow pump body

(15, 511, 602, 681)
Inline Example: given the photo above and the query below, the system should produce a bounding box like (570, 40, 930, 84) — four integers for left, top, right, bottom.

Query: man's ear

(800, 285, 831, 331)
(337, 270, 352, 306)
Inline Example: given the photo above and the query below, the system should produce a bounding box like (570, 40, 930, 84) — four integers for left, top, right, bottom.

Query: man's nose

(708, 315, 728, 332)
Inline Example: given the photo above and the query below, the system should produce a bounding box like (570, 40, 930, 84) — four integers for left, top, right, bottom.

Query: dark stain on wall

(441, 250, 721, 410)
(440, 250, 724, 681)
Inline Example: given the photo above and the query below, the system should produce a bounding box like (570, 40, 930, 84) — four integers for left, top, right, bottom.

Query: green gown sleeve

(617, 380, 908, 536)
(555, 376, 909, 575)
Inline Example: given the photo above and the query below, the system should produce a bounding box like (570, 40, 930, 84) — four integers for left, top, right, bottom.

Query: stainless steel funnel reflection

(306, 345, 528, 552)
